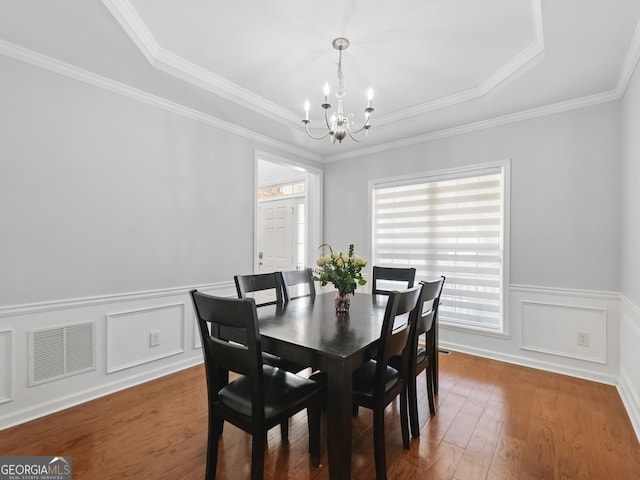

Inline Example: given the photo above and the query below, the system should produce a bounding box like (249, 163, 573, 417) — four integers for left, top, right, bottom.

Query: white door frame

(254, 150, 323, 274)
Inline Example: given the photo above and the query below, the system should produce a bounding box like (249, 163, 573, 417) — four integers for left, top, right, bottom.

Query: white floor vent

(29, 322, 96, 386)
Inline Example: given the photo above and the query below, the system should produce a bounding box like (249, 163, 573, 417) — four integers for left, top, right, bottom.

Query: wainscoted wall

(619, 296, 640, 440)
(0, 282, 235, 430)
(2, 281, 637, 437)
(0, 330, 12, 404)
(440, 285, 621, 385)
(106, 303, 186, 373)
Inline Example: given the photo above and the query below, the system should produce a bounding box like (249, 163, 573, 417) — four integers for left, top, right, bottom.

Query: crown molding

(323, 89, 620, 163)
(376, 0, 545, 126)
(0, 39, 321, 163)
(2, 7, 640, 165)
(101, 0, 299, 126)
(104, 0, 547, 130)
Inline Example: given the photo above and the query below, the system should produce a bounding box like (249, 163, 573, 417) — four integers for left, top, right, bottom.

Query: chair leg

(307, 402, 321, 467)
(280, 419, 289, 441)
(373, 408, 387, 480)
(426, 365, 436, 416)
(400, 388, 410, 450)
(205, 424, 220, 480)
(408, 374, 420, 438)
(250, 433, 266, 480)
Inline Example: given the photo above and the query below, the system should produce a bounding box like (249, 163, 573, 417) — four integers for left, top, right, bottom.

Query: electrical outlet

(149, 331, 160, 347)
(577, 332, 590, 347)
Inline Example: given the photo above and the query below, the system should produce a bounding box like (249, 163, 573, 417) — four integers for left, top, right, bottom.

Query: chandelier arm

(323, 108, 334, 132)
(346, 127, 370, 142)
(346, 120, 372, 134)
(303, 122, 332, 140)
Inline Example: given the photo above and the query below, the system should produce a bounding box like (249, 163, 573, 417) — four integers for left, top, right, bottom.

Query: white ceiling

(1, 0, 640, 161)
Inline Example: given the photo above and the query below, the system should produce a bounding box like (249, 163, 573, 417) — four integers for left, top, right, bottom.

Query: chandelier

(302, 37, 374, 143)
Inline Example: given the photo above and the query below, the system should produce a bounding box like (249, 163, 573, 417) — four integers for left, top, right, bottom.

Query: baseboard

(439, 340, 618, 386)
(618, 367, 640, 444)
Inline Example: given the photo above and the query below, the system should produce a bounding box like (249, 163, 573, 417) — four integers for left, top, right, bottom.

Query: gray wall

(323, 102, 622, 292)
(0, 55, 319, 306)
(621, 63, 640, 306)
(0, 53, 325, 428)
(620, 57, 640, 437)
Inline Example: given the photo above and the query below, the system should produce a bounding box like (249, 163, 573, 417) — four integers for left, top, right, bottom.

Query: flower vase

(335, 292, 351, 314)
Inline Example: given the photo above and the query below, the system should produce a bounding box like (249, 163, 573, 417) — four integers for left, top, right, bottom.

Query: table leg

(326, 360, 352, 480)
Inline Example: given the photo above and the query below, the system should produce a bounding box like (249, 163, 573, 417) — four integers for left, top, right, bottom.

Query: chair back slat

(415, 276, 445, 336)
(235, 272, 285, 307)
(282, 268, 316, 302)
(372, 266, 417, 296)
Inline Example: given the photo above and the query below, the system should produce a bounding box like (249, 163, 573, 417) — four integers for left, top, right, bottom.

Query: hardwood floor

(2, 352, 639, 479)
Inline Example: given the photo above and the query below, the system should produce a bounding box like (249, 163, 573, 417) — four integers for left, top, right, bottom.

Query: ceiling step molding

(101, 0, 299, 126)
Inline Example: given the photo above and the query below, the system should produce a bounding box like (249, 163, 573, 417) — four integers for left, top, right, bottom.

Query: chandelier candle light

(302, 38, 374, 143)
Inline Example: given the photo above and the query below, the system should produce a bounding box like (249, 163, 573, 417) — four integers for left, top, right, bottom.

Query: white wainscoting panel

(441, 285, 619, 386)
(520, 300, 607, 363)
(0, 329, 13, 404)
(0, 282, 232, 430)
(619, 295, 640, 442)
(107, 303, 185, 373)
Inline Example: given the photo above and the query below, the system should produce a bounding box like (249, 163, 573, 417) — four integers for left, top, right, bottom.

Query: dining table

(254, 291, 389, 480)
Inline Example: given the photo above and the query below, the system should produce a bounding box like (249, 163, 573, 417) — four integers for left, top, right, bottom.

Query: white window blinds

(372, 167, 505, 331)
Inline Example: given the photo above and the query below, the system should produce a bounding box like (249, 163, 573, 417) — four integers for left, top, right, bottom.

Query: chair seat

(219, 365, 323, 419)
(352, 360, 401, 398)
(388, 346, 427, 371)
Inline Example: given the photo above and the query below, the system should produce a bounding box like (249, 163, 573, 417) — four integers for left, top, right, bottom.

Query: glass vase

(335, 291, 351, 314)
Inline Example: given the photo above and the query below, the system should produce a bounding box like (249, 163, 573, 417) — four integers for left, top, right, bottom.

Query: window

(371, 162, 509, 333)
(257, 181, 305, 199)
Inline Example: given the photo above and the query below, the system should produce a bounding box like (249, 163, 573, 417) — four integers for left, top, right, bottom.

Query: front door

(258, 198, 294, 274)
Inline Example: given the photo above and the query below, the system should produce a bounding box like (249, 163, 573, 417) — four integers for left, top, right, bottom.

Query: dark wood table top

(255, 291, 388, 364)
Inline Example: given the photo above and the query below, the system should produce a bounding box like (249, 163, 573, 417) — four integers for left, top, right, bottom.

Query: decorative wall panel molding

(520, 300, 607, 364)
(107, 303, 185, 373)
(0, 330, 13, 404)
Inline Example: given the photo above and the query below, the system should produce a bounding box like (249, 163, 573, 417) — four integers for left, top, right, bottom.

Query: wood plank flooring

(1, 352, 639, 479)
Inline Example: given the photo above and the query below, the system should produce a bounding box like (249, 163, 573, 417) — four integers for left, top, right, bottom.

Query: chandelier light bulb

(304, 99, 310, 120)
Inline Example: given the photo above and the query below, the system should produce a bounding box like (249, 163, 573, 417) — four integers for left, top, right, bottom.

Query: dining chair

(388, 276, 445, 437)
(312, 286, 422, 480)
(190, 290, 324, 480)
(371, 266, 417, 296)
(234, 272, 306, 369)
(282, 268, 316, 302)
(234, 272, 309, 438)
